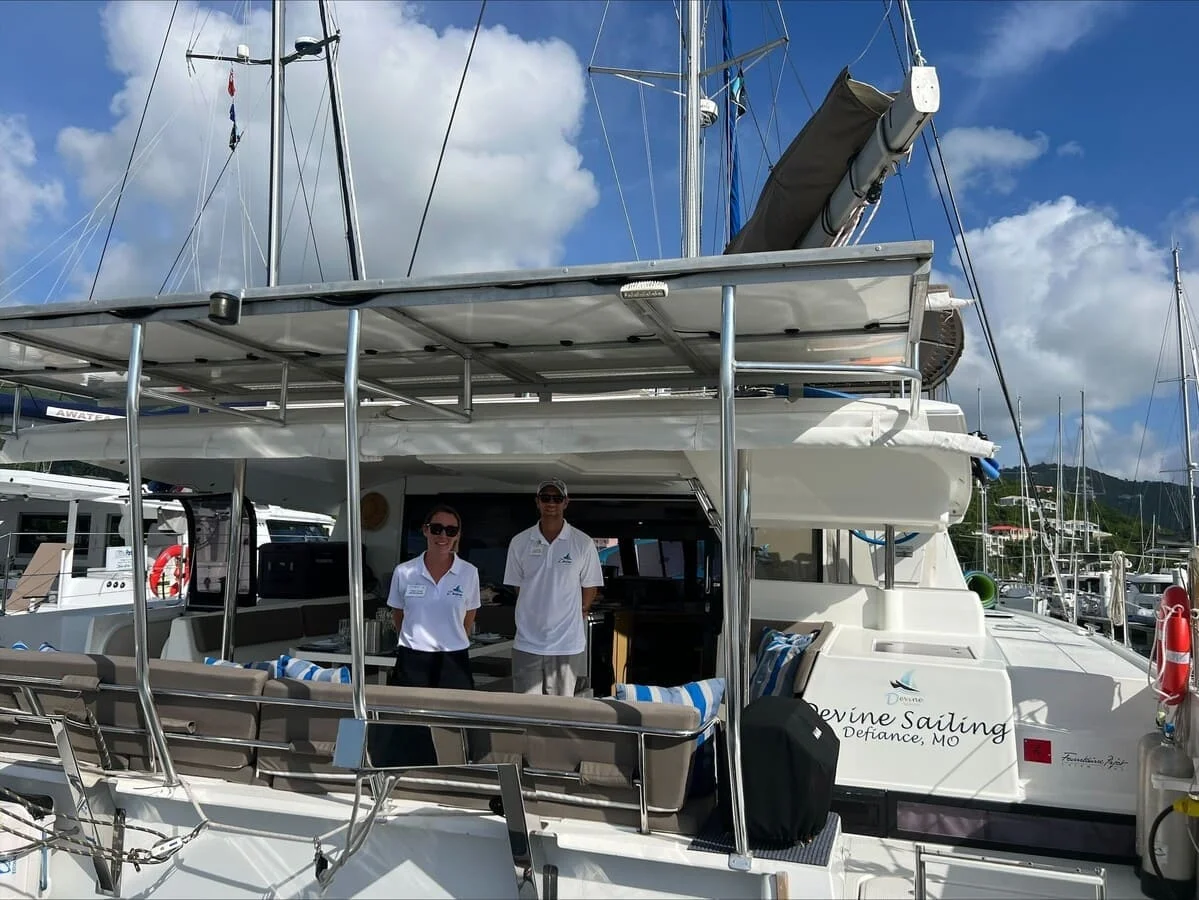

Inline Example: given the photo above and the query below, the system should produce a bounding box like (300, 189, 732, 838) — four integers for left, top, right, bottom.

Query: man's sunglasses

(426, 523, 460, 537)
(538, 493, 565, 503)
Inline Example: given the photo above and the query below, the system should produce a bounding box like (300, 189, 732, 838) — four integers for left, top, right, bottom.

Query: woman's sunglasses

(426, 522, 460, 537)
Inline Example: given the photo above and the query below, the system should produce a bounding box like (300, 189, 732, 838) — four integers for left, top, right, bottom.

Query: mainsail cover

(724, 68, 893, 255)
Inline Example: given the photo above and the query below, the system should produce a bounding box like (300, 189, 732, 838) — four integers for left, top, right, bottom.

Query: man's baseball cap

(536, 478, 568, 498)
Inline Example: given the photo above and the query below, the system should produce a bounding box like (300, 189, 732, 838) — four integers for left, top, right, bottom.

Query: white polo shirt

(503, 521, 604, 656)
(386, 553, 481, 653)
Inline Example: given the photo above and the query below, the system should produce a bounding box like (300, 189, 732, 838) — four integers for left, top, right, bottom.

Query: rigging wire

(0, 111, 179, 304)
(767, 0, 813, 114)
(158, 150, 240, 294)
(848, 0, 893, 71)
(299, 96, 334, 281)
(884, 2, 1068, 585)
(639, 84, 664, 258)
(281, 86, 330, 282)
(1133, 290, 1179, 482)
(407, 0, 487, 278)
(89, 0, 180, 302)
(590, 80, 640, 260)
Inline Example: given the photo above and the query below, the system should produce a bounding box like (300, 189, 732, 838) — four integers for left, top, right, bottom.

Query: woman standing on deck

(386, 504, 480, 689)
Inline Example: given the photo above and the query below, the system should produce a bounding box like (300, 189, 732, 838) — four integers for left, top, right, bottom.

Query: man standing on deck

(503, 479, 604, 696)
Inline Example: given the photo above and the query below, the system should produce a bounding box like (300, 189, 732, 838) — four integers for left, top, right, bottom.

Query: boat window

(104, 513, 155, 549)
(16, 513, 91, 556)
(595, 538, 623, 577)
(265, 520, 332, 543)
(753, 527, 821, 582)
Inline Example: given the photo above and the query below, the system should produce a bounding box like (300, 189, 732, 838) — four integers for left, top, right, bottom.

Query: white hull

(0, 760, 1141, 899)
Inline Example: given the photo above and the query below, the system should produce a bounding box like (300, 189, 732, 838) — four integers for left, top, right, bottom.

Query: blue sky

(0, 0, 1197, 494)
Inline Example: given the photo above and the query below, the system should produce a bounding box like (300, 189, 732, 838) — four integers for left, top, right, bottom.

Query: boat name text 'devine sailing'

(810, 672, 1010, 748)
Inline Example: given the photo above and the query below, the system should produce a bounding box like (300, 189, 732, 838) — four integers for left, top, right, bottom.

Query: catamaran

(0, 1, 1183, 898)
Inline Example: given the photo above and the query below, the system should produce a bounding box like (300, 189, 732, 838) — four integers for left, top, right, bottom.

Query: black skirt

(389, 645, 475, 690)
(371, 646, 475, 769)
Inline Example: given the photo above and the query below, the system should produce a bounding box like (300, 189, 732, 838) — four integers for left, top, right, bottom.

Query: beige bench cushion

(257, 680, 701, 813)
(0, 650, 268, 780)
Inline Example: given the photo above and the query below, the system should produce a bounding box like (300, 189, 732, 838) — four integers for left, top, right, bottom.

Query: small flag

(229, 103, 236, 124)
(730, 72, 746, 118)
(227, 70, 236, 97)
(229, 124, 239, 151)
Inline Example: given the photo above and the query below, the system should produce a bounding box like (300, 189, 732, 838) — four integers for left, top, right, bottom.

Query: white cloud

(0, 116, 64, 270)
(932, 127, 1048, 196)
(947, 196, 1180, 474)
(974, 1, 1124, 80)
(48, 0, 597, 302)
(1056, 141, 1084, 158)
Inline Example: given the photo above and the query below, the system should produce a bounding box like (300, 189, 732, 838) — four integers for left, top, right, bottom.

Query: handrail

(734, 360, 922, 417)
(913, 845, 1106, 900)
(0, 672, 713, 837)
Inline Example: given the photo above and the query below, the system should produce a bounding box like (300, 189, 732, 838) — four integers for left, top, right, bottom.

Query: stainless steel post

(220, 458, 247, 661)
(125, 323, 179, 786)
(462, 356, 473, 415)
(737, 449, 752, 699)
(884, 525, 896, 590)
(682, 0, 702, 258)
(719, 284, 750, 861)
(318, 0, 369, 721)
(344, 309, 367, 720)
(279, 361, 290, 423)
(266, 0, 286, 286)
(10, 385, 21, 435)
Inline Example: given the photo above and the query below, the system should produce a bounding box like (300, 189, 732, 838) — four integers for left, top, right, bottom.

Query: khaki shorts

(511, 648, 577, 696)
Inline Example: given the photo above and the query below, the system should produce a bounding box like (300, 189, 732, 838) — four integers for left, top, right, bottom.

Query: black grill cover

(736, 695, 840, 847)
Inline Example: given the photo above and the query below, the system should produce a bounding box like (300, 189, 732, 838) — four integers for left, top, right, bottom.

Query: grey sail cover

(724, 68, 894, 255)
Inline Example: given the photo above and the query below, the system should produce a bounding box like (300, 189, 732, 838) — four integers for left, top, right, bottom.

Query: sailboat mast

(682, 0, 702, 257)
(1081, 391, 1089, 555)
(1018, 396, 1028, 581)
(266, 0, 286, 286)
(319, 0, 366, 280)
(1056, 396, 1063, 576)
(978, 386, 987, 571)
(1174, 245, 1198, 545)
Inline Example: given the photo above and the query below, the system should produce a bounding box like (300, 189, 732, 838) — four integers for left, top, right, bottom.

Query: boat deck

(988, 610, 1149, 680)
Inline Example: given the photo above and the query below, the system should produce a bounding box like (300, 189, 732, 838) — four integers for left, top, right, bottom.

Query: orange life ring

(148, 545, 189, 599)
(1152, 584, 1192, 706)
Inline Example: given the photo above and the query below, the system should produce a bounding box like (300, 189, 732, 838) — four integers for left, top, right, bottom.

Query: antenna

(185, 0, 335, 287)
(587, 3, 787, 258)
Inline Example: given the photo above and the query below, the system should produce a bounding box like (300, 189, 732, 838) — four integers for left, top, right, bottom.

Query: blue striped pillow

(613, 677, 725, 744)
(203, 656, 287, 679)
(749, 628, 814, 700)
(279, 654, 351, 684)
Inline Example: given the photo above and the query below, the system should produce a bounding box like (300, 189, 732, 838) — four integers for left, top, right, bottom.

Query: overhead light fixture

(619, 280, 669, 301)
(209, 291, 242, 326)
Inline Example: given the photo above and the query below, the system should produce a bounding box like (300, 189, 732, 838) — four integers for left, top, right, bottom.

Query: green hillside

(948, 463, 1189, 574)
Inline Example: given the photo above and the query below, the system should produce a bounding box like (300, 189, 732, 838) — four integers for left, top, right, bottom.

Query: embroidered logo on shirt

(557, 552, 573, 565)
(448, 584, 464, 597)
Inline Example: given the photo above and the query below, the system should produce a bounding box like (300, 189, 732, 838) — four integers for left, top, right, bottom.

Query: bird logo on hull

(885, 670, 923, 705)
